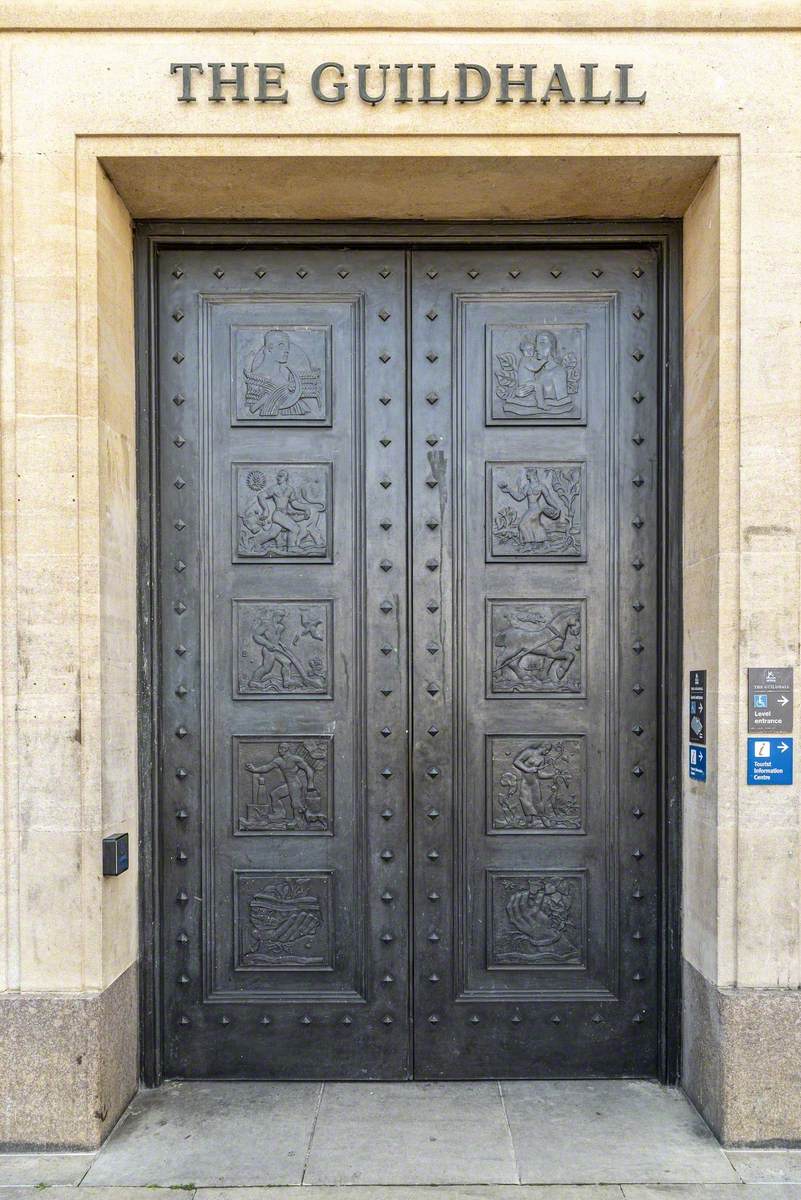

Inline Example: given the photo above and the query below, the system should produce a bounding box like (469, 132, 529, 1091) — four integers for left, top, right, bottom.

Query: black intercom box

(102, 832, 129, 877)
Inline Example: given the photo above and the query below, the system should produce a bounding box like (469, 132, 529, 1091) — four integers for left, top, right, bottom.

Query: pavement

(0, 1081, 799, 1197)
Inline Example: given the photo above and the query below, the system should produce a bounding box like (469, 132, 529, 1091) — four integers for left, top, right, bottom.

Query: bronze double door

(157, 243, 660, 1079)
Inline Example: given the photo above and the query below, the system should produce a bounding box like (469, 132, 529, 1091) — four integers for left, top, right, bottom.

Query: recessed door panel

(410, 250, 659, 1077)
(158, 250, 410, 1078)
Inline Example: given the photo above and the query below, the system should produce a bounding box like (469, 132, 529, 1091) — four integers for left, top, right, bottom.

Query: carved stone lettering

(487, 735, 585, 832)
(487, 323, 586, 424)
(487, 461, 585, 561)
(487, 599, 584, 697)
(236, 871, 334, 970)
(488, 871, 585, 968)
(234, 736, 333, 834)
(233, 462, 332, 562)
(235, 600, 333, 699)
(232, 324, 331, 425)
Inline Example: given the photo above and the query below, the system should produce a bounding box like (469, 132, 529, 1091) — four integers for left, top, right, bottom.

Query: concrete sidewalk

(1, 1081, 799, 1195)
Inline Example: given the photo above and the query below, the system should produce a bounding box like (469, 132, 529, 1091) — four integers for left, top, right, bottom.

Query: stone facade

(1, 0, 800, 1148)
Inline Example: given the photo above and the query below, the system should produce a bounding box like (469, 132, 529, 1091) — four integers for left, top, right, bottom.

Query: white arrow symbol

(779, 741, 790, 753)
(778, 695, 789, 706)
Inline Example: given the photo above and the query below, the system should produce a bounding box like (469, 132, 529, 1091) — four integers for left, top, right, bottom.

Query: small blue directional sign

(689, 745, 707, 782)
(747, 736, 793, 785)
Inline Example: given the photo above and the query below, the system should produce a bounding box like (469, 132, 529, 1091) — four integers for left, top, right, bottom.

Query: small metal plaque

(748, 667, 793, 733)
(689, 669, 706, 745)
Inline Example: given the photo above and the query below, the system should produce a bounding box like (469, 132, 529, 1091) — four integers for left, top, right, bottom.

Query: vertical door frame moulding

(135, 220, 683, 1087)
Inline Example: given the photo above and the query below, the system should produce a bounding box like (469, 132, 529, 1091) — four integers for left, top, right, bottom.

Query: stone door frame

(134, 220, 683, 1088)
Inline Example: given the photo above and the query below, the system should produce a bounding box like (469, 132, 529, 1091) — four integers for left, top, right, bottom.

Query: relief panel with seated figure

(486, 461, 586, 562)
(233, 462, 332, 563)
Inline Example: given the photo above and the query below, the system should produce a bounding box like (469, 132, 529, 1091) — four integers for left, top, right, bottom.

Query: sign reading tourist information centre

(170, 61, 647, 106)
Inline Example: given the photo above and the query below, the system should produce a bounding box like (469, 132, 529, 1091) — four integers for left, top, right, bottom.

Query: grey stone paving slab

(0, 1191, 158, 1199)
(200, 1189, 622, 1199)
(0, 1156, 94, 1186)
(81, 1081, 321, 1187)
(303, 1081, 518, 1185)
(199, 1188, 623, 1199)
(501, 1082, 737, 1184)
(728, 1153, 801, 1183)
(624, 1186, 801, 1199)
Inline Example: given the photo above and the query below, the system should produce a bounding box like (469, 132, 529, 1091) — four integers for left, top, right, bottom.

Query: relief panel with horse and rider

(232, 462, 332, 563)
(487, 599, 585, 697)
(486, 461, 586, 562)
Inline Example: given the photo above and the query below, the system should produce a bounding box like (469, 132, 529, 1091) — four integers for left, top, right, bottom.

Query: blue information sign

(688, 745, 707, 782)
(747, 736, 793, 785)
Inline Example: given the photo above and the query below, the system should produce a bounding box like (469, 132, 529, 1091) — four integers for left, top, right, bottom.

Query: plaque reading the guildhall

(170, 61, 646, 106)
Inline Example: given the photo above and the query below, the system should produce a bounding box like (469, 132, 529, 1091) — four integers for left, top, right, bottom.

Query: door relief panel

(486, 734, 585, 834)
(233, 735, 333, 835)
(233, 462, 332, 562)
(235, 870, 335, 971)
(487, 870, 587, 969)
(486, 461, 586, 562)
(233, 599, 333, 699)
(487, 322, 586, 424)
(487, 599, 585, 697)
(233, 323, 332, 425)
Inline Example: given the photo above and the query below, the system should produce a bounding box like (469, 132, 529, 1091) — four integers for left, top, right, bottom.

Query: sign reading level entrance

(748, 667, 793, 733)
(155, 244, 660, 1081)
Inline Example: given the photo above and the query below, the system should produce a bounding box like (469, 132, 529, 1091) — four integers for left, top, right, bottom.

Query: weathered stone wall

(1, 0, 800, 1147)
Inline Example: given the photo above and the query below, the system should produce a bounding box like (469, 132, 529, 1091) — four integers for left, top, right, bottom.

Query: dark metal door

(409, 249, 660, 1077)
(158, 249, 410, 1077)
(155, 242, 661, 1080)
